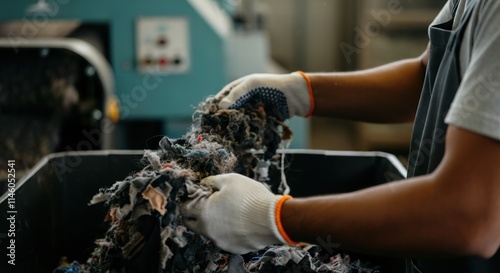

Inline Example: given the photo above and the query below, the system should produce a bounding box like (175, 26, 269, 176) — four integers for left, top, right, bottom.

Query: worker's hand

(181, 173, 291, 254)
(216, 72, 314, 120)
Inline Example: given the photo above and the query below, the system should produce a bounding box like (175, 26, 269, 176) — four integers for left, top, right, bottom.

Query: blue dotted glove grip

(229, 87, 290, 120)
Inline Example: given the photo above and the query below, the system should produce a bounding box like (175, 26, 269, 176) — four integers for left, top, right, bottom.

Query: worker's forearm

(281, 127, 500, 260)
(281, 131, 500, 257)
(282, 175, 457, 257)
(309, 57, 426, 123)
(282, 167, 499, 259)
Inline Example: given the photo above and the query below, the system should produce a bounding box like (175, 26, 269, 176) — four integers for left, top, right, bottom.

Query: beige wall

(262, 0, 351, 72)
(260, 0, 445, 72)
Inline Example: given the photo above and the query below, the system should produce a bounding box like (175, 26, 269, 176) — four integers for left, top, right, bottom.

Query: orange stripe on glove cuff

(275, 195, 300, 245)
(297, 71, 315, 118)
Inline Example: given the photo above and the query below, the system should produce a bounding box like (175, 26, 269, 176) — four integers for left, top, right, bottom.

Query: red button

(158, 57, 168, 66)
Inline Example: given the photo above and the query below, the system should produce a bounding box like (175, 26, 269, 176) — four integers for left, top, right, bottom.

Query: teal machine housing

(0, 0, 309, 148)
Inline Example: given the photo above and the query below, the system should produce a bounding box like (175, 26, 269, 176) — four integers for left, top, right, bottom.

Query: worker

(181, 0, 500, 272)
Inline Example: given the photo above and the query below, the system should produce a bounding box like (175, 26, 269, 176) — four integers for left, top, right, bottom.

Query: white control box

(136, 17, 190, 74)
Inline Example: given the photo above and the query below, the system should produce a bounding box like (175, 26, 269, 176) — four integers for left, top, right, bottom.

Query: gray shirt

(432, 0, 500, 141)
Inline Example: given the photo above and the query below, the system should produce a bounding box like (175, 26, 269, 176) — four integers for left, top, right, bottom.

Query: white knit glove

(181, 173, 296, 254)
(216, 72, 314, 120)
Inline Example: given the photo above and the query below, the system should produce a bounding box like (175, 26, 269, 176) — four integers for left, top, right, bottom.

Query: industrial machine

(0, 36, 116, 183)
(0, 0, 309, 155)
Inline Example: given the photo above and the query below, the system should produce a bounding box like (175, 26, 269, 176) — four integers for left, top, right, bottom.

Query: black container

(0, 149, 407, 273)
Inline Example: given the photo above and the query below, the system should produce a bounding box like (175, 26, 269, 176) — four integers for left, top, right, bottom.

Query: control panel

(136, 17, 190, 74)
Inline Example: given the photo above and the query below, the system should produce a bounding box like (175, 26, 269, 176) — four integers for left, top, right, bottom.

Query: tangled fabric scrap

(57, 94, 380, 273)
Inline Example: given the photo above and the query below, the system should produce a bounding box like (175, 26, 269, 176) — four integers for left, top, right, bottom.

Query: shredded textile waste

(54, 94, 381, 273)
